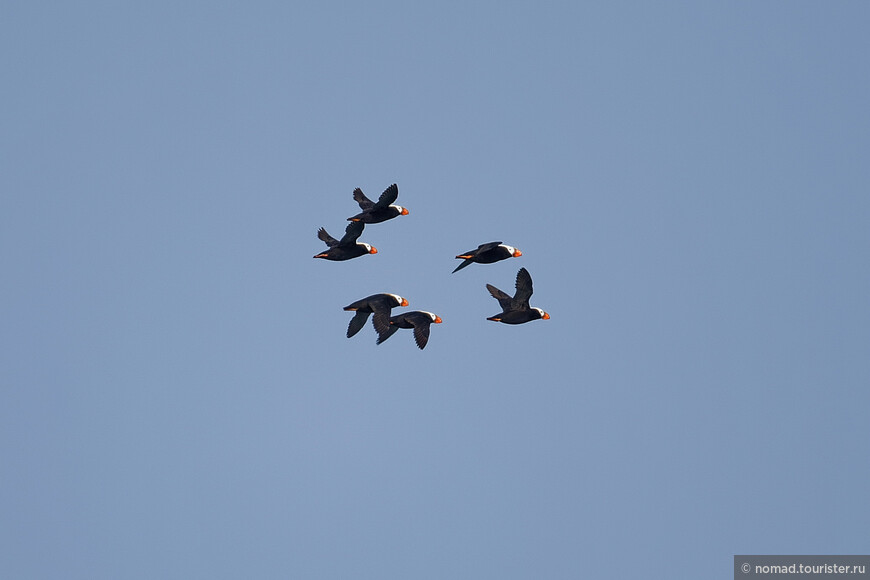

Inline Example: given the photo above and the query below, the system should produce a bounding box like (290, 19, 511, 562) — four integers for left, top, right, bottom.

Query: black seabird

(486, 267, 550, 324)
(347, 184, 409, 224)
(452, 241, 522, 273)
(343, 293, 409, 338)
(313, 221, 377, 261)
(376, 310, 442, 350)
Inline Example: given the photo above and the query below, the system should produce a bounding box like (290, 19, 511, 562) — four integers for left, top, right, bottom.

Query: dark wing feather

(347, 311, 371, 338)
(486, 283, 513, 311)
(353, 188, 374, 210)
(373, 184, 399, 209)
(371, 311, 392, 337)
(513, 267, 534, 309)
(338, 220, 365, 246)
(376, 324, 399, 345)
(317, 227, 339, 247)
(369, 298, 394, 337)
(412, 320, 431, 350)
(452, 259, 473, 273)
(476, 241, 503, 253)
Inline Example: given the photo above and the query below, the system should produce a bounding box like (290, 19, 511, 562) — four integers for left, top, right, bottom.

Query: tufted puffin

(376, 310, 442, 350)
(313, 221, 377, 261)
(486, 267, 550, 324)
(347, 184, 409, 224)
(343, 293, 409, 338)
(452, 241, 522, 273)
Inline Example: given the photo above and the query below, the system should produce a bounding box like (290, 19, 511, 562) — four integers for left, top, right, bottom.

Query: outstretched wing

(452, 259, 473, 273)
(346, 311, 371, 338)
(369, 298, 395, 337)
(412, 320, 431, 350)
(317, 227, 339, 247)
(373, 183, 399, 209)
(338, 220, 365, 246)
(352, 188, 374, 210)
(486, 283, 513, 311)
(513, 267, 533, 309)
(376, 324, 399, 345)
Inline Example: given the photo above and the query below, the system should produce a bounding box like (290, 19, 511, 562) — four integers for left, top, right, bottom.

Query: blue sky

(2, 2, 869, 579)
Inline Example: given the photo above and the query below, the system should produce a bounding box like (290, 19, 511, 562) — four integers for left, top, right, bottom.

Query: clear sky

(2, 2, 869, 579)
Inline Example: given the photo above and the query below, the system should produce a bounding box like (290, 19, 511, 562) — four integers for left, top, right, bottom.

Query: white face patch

(532, 307, 545, 317)
(391, 204, 405, 213)
(360, 243, 372, 251)
(419, 311, 438, 321)
(387, 293, 405, 305)
(500, 244, 517, 255)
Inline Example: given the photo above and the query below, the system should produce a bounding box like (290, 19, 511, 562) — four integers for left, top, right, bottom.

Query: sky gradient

(2, 2, 869, 579)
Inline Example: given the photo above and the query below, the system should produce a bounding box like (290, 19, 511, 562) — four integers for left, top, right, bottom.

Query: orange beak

(513, 249, 523, 257)
(542, 312, 550, 320)
(401, 207, 409, 215)
(434, 316, 442, 323)
(369, 247, 378, 254)
(400, 298, 409, 307)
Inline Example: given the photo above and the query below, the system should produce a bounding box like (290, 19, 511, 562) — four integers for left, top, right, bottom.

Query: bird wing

(452, 259, 473, 273)
(352, 188, 374, 210)
(412, 319, 431, 350)
(373, 184, 399, 209)
(456, 242, 499, 258)
(338, 220, 365, 246)
(513, 267, 534, 309)
(476, 241, 503, 253)
(486, 283, 514, 311)
(346, 311, 371, 338)
(376, 323, 399, 345)
(317, 227, 339, 247)
(369, 297, 395, 336)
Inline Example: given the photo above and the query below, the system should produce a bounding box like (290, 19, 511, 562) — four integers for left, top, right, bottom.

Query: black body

(313, 221, 376, 261)
(453, 241, 521, 273)
(343, 293, 409, 338)
(486, 267, 550, 324)
(347, 184, 409, 224)
(376, 310, 442, 350)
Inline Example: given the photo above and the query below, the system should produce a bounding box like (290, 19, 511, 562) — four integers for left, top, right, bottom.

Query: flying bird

(313, 221, 377, 261)
(347, 183, 409, 224)
(452, 241, 522, 273)
(486, 267, 550, 324)
(343, 293, 409, 338)
(376, 310, 442, 350)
